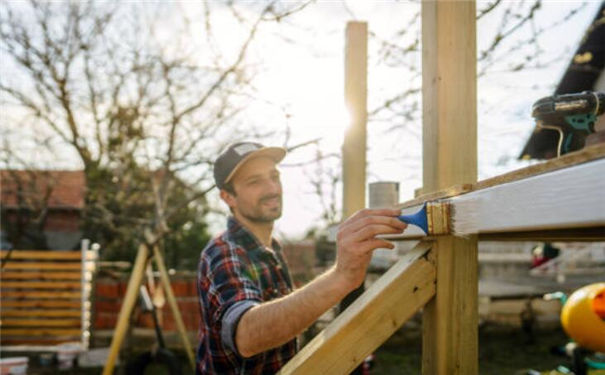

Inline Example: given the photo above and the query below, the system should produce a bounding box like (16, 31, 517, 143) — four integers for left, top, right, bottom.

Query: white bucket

(56, 343, 82, 370)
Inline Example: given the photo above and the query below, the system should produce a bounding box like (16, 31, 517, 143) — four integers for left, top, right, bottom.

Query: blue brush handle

(398, 203, 428, 234)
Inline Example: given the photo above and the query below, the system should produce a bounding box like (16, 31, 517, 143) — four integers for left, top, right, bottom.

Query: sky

(1, 0, 602, 241)
(200, 0, 603, 239)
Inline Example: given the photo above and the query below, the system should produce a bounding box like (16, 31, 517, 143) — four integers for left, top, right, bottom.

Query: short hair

(222, 182, 236, 213)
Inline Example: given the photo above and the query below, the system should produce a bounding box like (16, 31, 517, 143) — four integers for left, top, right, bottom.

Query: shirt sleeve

(204, 245, 262, 355)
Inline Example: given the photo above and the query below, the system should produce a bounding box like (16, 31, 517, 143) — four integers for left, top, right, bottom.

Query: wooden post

(421, 1, 478, 374)
(103, 244, 150, 375)
(152, 245, 196, 370)
(340, 23, 368, 372)
(342, 21, 368, 220)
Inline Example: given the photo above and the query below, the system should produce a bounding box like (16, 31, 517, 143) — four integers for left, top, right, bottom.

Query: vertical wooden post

(421, 1, 478, 374)
(342, 21, 368, 220)
(103, 244, 150, 375)
(340, 22, 368, 374)
(152, 245, 196, 370)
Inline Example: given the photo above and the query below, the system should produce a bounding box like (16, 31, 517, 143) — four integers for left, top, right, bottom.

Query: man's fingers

(346, 215, 407, 234)
(349, 224, 405, 243)
(360, 238, 395, 253)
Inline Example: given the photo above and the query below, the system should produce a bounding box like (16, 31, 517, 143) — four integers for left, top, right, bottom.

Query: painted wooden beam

(387, 157, 605, 239)
(278, 242, 435, 375)
(421, 1, 478, 374)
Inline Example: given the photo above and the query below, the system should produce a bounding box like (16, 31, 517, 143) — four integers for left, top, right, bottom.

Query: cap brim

(223, 147, 287, 185)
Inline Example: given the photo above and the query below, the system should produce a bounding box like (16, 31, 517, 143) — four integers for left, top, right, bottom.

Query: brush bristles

(426, 202, 451, 235)
(450, 196, 481, 236)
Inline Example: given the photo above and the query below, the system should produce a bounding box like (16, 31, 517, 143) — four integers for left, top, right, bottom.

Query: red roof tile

(0, 170, 85, 209)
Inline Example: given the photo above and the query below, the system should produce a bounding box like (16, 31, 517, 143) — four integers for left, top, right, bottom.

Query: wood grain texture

(422, 236, 478, 375)
(279, 242, 435, 375)
(152, 245, 196, 370)
(474, 143, 604, 191)
(0, 250, 96, 260)
(1, 291, 81, 299)
(421, 1, 478, 374)
(1, 319, 81, 327)
(0, 300, 82, 308)
(0, 271, 82, 280)
(1, 309, 81, 318)
(1, 262, 81, 270)
(0, 281, 81, 289)
(342, 21, 368, 219)
(103, 244, 150, 375)
(0, 328, 81, 337)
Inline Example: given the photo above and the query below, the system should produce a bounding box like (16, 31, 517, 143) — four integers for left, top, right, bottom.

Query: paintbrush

(398, 197, 479, 236)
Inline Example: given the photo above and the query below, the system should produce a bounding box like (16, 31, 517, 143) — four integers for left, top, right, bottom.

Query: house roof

(0, 170, 85, 209)
(519, 3, 605, 160)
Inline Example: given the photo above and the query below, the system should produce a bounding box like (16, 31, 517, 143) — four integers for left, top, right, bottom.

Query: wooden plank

(451, 158, 605, 234)
(474, 143, 604, 191)
(421, 1, 478, 375)
(342, 21, 368, 219)
(0, 340, 81, 348)
(1, 309, 81, 318)
(398, 184, 473, 209)
(103, 244, 150, 375)
(0, 250, 91, 260)
(0, 271, 82, 280)
(478, 226, 605, 242)
(152, 245, 196, 370)
(279, 242, 435, 374)
(1, 291, 81, 299)
(0, 281, 81, 289)
(0, 300, 81, 308)
(0, 328, 81, 337)
(422, 236, 478, 375)
(397, 144, 605, 210)
(389, 159, 605, 240)
(1, 262, 81, 270)
(1, 319, 81, 327)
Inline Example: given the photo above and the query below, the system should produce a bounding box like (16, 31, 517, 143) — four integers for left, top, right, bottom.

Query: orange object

(561, 282, 605, 353)
(593, 288, 605, 319)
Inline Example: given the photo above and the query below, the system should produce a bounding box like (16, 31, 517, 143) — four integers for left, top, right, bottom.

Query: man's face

(222, 156, 282, 223)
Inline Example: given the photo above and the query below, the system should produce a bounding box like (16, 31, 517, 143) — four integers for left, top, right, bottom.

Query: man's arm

(235, 208, 407, 358)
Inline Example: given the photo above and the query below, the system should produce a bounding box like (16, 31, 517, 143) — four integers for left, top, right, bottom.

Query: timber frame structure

(280, 2, 605, 374)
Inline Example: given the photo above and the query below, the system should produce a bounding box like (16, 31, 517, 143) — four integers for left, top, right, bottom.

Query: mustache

(259, 194, 281, 202)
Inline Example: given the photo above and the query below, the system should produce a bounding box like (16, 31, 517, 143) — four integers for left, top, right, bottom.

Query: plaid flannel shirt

(196, 217, 297, 374)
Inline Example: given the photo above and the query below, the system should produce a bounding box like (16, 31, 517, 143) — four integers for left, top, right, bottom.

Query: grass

(372, 324, 605, 375)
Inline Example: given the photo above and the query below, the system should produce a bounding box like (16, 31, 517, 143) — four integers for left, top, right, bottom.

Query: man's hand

(334, 208, 407, 291)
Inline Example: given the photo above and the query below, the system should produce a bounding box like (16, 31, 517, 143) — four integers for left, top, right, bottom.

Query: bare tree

(0, 0, 312, 264)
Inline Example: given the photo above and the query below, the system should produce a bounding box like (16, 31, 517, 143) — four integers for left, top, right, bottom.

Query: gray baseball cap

(213, 142, 286, 190)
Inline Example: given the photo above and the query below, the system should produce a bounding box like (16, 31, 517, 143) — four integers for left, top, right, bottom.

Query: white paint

(455, 158, 605, 233)
(389, 158, 605, 239)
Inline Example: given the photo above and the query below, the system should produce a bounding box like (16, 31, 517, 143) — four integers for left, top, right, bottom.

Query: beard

(240, 193, 282, 223)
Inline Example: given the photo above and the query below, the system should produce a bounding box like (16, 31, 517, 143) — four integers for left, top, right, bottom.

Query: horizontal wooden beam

(1, 271, 82, 280)
(1, 291, 81, 299)
(279, 242, 435, 374)
(1, 262, 82, 270)
(0, 328, 81, 337)
(1, 309, 82, 318)
(0, 281, 82, 289)
(1, 319, 81, 327)
(390, 158, 605, 239)
(1, 250, 97, 260)
(0, 300, 82, 308)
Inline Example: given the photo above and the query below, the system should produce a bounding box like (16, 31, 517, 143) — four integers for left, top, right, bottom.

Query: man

(197, 142, 407, 374)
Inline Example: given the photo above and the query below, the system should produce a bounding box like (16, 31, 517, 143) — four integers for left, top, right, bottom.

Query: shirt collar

(227, 216, 282, 254)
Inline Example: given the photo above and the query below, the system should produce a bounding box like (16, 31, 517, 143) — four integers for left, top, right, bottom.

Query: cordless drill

(532, 91, 605, 156)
